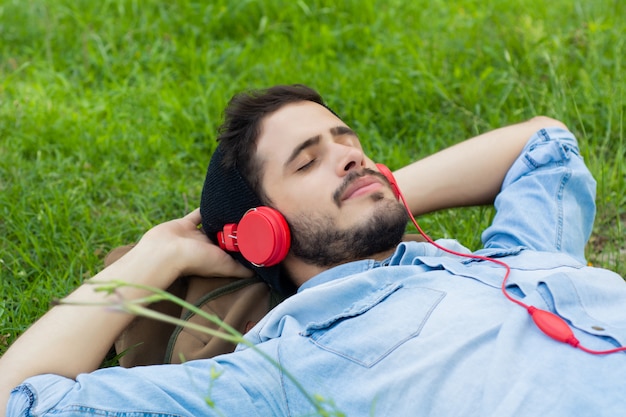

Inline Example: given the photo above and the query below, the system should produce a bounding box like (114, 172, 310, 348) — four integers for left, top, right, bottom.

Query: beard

(287, 195, 409, 267)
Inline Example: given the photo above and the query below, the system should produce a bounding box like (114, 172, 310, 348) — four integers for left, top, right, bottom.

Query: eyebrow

(330, 126, 357, 137)
(284, 126, 358, 168)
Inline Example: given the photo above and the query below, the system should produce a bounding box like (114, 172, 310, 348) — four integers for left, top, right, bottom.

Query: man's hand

(114, 208, 254, 289)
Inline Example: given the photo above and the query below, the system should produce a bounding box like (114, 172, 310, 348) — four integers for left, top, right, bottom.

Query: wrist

(93, 241, 181, 291)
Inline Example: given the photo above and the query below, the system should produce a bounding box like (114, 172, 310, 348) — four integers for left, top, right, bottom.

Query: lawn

(1, 0, 624, 356)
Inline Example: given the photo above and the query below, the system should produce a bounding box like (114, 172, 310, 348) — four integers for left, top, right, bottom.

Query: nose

(335, 144, 366, 177)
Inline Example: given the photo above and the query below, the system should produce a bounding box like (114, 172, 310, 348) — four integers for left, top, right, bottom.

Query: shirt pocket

(300, 282, 445, 367)
(542, 269, 626, 348)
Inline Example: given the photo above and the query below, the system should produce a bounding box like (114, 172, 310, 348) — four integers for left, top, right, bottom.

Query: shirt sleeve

(7, 353, 283, 417)
(481, 127, 596, 264)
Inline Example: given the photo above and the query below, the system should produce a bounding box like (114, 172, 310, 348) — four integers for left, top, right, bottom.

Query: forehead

(255, 101, 346, 163)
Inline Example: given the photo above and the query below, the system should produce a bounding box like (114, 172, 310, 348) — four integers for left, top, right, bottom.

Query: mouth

(341, 176, 384, 201)
(333, 170, 388, 206)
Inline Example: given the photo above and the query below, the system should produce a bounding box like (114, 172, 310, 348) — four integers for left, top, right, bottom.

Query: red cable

(396, 189, 626, 355)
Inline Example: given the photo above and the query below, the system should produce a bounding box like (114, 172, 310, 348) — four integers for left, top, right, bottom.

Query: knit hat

(200, 145, 296, 296)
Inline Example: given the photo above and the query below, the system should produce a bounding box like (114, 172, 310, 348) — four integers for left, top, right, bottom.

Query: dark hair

(216, 84, 326, 203)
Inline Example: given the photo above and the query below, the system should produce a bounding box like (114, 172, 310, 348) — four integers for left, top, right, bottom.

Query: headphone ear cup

(375, 163, 401, 199)
(236, 207, 291, 267)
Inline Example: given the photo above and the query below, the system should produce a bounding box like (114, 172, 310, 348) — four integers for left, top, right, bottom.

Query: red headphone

(216, 163, 400, 267)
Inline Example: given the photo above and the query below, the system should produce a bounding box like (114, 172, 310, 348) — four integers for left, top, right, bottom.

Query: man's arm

(394, 116, 568, 216)
(0, 209, 253, 417)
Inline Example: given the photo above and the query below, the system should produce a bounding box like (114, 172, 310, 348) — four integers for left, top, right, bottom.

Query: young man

(2, 85, 625, 416)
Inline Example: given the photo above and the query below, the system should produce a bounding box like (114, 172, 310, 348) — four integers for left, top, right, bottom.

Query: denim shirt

(9, 128, 626, 417)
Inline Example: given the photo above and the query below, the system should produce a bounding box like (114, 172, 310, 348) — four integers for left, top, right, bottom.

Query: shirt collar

(297, 239, 475, 292)
(298, 258, 383, 292)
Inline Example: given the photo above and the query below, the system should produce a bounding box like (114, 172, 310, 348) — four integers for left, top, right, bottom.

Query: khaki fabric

(104, 245, 282, 367)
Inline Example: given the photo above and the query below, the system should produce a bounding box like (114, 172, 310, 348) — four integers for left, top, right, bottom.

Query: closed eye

(297, 159, 316, 172)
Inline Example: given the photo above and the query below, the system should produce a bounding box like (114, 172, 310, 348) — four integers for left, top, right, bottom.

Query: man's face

(255, 100, 408, 267)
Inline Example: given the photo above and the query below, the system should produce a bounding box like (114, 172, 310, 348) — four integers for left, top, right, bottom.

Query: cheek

(269, 182, 332, 217)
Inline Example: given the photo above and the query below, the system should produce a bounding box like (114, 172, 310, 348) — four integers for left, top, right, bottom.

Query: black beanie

(200, 145, 297, 296)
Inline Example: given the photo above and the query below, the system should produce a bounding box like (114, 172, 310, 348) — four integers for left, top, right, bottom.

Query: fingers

(219, 258, 255, 279)
(187, 248, 254, 280)
(181, 209, 253, 278)
(180, 208, 253, 279)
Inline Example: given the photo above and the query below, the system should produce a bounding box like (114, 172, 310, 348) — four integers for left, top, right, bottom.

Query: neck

(283, 246, 398, 288)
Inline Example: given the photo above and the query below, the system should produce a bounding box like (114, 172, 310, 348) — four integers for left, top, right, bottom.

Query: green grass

(1, 0, 624, 356)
